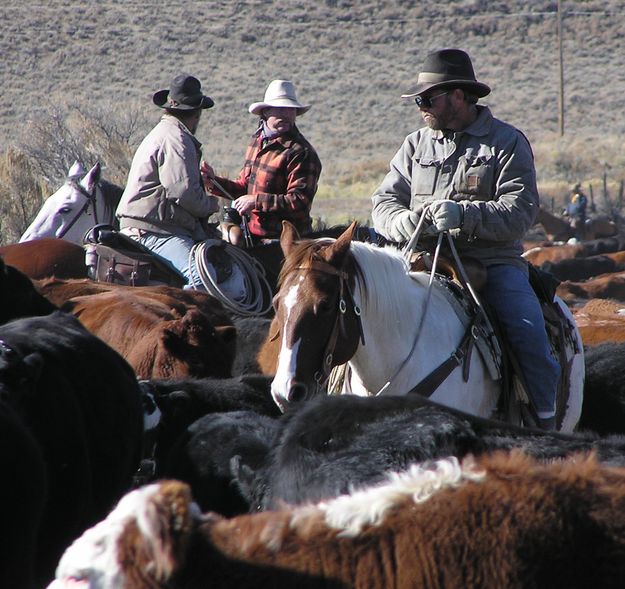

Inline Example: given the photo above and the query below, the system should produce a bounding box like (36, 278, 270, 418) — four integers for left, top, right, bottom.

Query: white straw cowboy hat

(401, 48, 490, 99)
(249, 80, 311, 116)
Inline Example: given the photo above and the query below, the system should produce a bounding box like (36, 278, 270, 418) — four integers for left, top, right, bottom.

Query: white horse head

(20, 161, 119, 245)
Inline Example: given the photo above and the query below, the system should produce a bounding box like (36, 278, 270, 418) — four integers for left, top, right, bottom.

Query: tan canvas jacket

(371, 106, 538, 269)
(117, 115, 218, 240)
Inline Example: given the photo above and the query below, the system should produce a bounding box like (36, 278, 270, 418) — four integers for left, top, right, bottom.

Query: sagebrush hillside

(3, 0, 625, 233)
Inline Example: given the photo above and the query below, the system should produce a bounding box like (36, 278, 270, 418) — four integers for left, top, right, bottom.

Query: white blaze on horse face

(271, 280, 303, 410)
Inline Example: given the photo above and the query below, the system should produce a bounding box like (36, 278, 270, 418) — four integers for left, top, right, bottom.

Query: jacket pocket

(455, 154, 494, 199)
(410, 156, 441, 202)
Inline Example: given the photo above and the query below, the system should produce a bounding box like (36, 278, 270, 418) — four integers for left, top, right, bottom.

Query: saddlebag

(91, 244, 153, 286)
(84, 224, 187, 287)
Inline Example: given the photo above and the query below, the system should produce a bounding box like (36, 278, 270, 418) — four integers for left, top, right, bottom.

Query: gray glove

(393, 210, 420, 242)
(423, 200, 463, 236)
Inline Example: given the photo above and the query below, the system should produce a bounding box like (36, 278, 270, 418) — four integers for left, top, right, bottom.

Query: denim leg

(482, 264, 560, 419)
(137, 233, 204, 289)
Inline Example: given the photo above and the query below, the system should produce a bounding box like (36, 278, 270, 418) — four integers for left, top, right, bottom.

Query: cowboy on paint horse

(372, 48, 560, 431)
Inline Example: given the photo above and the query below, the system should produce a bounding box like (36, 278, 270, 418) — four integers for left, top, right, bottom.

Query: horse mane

(349, 242, 429, 316)
(99, 180, 124, 229)
(277, 237, 338, 290)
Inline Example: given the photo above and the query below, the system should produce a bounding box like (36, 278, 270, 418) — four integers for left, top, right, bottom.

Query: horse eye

(59, 206, 72, 214)
(317, 300, 332, 314)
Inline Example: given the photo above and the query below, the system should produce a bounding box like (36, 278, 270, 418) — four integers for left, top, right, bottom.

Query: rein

(57, 180, 99, 239)
(295, 259, 365, 386)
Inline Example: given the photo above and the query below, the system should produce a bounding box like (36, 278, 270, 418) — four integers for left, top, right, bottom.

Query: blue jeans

(136, 232, 204, 289)
(482, 264, 560, 419)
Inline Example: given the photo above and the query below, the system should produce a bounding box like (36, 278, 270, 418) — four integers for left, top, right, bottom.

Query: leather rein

(57, 180, 99, 239)
(291, 258, 365, 386)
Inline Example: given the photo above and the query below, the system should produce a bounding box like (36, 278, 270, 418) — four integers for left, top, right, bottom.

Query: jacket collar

(431, 105, 493, 140)
(161, 114, 202, 148)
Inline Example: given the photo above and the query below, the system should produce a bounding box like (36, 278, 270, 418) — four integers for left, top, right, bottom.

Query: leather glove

(394, 210, 420, 242)
(423, 200, 463, 236)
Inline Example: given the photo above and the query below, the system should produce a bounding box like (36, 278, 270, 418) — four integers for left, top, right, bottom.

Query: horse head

(266, 221, 364, 412)
(19, 161, 120, 245)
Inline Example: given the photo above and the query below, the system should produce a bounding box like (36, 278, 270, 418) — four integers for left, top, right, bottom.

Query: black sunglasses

(414, 91, 449, 108)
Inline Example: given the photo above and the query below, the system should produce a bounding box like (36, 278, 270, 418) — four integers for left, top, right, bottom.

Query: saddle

(430, 261, 579, 429)
(83, 225, 187, 288)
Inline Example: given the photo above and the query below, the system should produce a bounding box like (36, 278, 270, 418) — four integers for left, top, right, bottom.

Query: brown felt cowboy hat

(153, 73, 214, 110)
(401, 48, 491, 99)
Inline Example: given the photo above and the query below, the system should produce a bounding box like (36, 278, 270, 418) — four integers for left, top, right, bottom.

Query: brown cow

(49, 452, 625, 589)
(573, 298, 625, 345)
(0, 238, 88, 279)
(34, 279, 237, 379)
(58, 289, 236, 380)
(556, 272, 625, 306)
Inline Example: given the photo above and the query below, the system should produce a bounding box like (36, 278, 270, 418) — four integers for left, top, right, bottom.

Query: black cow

(541, 254, 623, 281)
(140, 374, 280, 475)
(162, 410, 281, 516)
(230, 316, 272, 375)
(0, 402, 46, 589)
(0, 311, 144, 587)
(242, 394, 625, 510)
(579, 342, 625, 435)
(0, 256, 57, 324)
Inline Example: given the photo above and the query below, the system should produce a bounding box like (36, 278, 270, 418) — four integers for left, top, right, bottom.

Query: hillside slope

(3, 0, 625, 215)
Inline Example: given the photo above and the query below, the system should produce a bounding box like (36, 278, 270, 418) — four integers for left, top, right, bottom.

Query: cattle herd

(5, 230, 625, 588)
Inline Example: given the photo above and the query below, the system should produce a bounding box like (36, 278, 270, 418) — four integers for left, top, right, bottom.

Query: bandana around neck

(261, 120, 289, 141)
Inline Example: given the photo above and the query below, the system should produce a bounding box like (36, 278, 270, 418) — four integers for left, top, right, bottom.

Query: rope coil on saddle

(189, 239, 273, 316)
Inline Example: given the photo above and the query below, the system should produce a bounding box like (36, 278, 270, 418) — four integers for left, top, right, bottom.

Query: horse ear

(280, 221, 300, 257)
(322, 221, 358, 266)
(81, 162, 102, 192)
(68, 161, 86, 179)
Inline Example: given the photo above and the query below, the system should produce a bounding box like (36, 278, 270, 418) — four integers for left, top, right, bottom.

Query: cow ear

(214, 325, 237, 346)
(230, 455, 259, 507)
(322, 221, 358, 267)
(280, 221, 300, 257)
(139, 481, 195, 582)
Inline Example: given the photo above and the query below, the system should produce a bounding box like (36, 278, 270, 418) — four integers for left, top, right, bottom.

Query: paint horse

(261, 222, 585, 432)
(20, 161, 123, 245)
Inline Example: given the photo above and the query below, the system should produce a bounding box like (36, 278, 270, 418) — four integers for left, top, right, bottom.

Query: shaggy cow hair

(249, 394, 625, 510)
(49, 452, 625, 589)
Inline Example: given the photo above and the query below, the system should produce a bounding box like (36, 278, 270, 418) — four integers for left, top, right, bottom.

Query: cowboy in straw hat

(116, 73, 221, 288)
(371, 48, 561, 431)
(202, 79, 321, 246)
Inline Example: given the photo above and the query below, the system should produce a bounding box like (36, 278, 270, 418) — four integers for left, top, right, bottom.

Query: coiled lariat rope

(189, 239, 273, 316)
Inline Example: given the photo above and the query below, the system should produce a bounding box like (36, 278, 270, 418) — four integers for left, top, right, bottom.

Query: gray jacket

(371, 106, 538, 269)
(117, 115, 218, 240)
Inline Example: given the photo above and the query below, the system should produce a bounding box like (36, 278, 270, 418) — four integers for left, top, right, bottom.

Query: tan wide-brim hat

(401, 48, 490, 99)
(249, 79, 311, 116)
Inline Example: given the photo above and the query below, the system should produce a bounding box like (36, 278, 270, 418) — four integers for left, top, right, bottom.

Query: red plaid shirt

(212, 125, 322, 237)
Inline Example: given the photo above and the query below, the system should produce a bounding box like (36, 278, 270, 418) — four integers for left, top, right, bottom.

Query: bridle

(292, 258, 365, 386)
(57, 179, 100, 239)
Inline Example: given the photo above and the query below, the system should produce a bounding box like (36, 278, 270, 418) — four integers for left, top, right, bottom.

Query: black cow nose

(289, 382, 308, 403)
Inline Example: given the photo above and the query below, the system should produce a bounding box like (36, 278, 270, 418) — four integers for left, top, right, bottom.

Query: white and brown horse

(259, 222, 584, 432)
